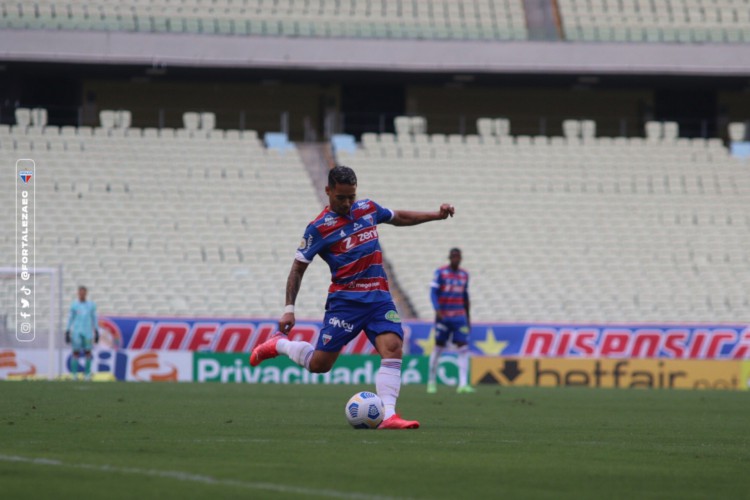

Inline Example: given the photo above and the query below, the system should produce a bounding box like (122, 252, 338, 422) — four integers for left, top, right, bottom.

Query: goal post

(0, 266, 63, 379)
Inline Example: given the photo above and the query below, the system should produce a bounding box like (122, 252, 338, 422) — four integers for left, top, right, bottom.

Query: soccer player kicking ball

(251, 165, 455, 429)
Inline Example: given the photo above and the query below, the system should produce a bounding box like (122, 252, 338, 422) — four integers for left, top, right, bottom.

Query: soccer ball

(344, 391, 384, 429)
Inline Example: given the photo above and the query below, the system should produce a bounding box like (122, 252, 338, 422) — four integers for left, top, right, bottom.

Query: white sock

(376, 358, 402, 420)
(457, 345, 470, 387)
(276, 338, 314, 370)
(428, 346, 444, 384)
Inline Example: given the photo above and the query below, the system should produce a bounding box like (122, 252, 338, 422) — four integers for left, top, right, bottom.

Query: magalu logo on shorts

(322, 334, 332, 345)
(385, 310, 401, 323)
(19, 171, 33, 183)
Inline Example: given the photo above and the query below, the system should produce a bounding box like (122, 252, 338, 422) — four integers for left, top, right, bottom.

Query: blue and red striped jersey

(430, 266, 470, 318)
(295, 199, 395, 303)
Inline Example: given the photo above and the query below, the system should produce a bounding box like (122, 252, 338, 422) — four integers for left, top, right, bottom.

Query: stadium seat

(728, 122, 746, 142)
(201, 112, 216, 131)
(263, 132, 295, 152)
(15, 108, 31, 128)
(183, 112, 200, 130)
(99, 110, 117, 129)
(331, 134, 357, 154)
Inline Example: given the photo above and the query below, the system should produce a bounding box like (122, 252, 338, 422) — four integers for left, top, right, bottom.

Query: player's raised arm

(388, 203, 455, 226)
(279, 259, 309, 334)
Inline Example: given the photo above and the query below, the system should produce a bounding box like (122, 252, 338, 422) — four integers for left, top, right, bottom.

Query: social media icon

(20, 311, 30, 319)
(21, 298, 30, 308)
(20, 286, 31, 295)
(20, 323, 31, 334)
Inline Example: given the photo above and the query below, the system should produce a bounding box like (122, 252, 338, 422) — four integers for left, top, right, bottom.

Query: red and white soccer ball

(344, 391, 384, 429)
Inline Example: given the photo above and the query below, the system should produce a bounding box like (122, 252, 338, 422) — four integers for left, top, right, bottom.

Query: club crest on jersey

(299, 234, 313, 250)
(19, 171, 33, 183)
(385, 310, 401, 323)
(363, 214, 373, 224)
(322, 334, 332, 345)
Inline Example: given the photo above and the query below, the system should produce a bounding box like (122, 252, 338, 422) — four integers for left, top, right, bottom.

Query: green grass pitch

(1, 381, 747, 499)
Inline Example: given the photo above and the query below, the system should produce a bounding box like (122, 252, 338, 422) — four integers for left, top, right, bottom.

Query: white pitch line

(0, 454, 408, 500)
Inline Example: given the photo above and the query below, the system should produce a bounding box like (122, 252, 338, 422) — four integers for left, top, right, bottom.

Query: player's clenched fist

(279, 312, 295, 334)
(439, 204, 455, 219)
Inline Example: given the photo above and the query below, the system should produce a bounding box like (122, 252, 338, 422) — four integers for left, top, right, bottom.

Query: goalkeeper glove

(95, 329, 100, 343)
(65, 330, 71, 344)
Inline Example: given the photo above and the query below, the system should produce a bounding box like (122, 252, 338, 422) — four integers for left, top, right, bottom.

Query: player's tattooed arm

(389, 204, 455, 226)
(279, 259, 309, 334)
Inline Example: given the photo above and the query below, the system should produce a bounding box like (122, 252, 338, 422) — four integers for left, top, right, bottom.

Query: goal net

(0, 266, 63, 379)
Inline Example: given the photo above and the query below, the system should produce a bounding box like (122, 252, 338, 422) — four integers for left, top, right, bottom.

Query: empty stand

(0, 0, 529, 41)
(338, 116, 750, 323)
(558, 0, 750, 43)
(3, 108, 749, 325)
(0, 110, 331, 320)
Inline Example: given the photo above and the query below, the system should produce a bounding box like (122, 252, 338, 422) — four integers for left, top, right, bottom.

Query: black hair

(328, 165, 357, 188)
(449, 248, 462, 256)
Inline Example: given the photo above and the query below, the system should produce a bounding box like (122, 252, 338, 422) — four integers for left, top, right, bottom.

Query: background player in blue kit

(251, 165, 455, 429)
(427, 248, 474, 394)
(65, 285, 99, 380)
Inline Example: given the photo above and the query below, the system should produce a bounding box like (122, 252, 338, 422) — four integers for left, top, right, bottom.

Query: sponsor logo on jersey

(329, 316, 354, 332)
(385, 310, 401, 323)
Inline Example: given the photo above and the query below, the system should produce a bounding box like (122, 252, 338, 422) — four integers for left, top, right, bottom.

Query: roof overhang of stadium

(1, 30, 749, 77)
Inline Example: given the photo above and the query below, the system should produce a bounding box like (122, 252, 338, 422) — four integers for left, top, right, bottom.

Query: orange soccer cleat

(378, 414, 420, 430)
(249, 332, 284, 367)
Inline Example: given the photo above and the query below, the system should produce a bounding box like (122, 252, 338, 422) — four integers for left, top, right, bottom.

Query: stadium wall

(80, 79, 338, 137)
(405, 86, 654, 136)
